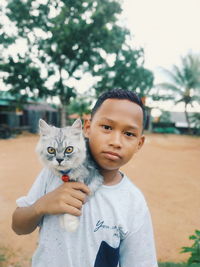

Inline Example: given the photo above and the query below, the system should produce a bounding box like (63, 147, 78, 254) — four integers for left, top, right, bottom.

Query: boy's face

(84, 98, 145, 172)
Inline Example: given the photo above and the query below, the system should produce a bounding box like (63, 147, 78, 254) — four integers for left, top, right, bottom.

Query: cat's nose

(56, 158, 64, 164)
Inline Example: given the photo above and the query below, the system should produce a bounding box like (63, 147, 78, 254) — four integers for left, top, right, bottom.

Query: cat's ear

(39, 119, 51, 136)
(71, 119, 82, 130)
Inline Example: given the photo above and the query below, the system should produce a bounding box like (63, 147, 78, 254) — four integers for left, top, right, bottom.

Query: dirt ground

(0, 133, 200, 265)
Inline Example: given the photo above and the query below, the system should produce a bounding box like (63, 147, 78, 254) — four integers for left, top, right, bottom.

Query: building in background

(0, 91, 59, 138)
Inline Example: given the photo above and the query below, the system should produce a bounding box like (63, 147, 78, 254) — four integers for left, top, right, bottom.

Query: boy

(12, 89, 158, 267)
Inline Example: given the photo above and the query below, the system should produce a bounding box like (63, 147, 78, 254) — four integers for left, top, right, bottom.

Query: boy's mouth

(102, 151, 121, 161)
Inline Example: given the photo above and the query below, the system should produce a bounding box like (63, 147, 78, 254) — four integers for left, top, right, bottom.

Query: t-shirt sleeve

(119, 208, 158, 267)
(16, 168, 49, 207)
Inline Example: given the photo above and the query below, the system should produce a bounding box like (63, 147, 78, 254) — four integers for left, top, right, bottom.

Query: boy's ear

(83, 119, 91, 138)
(137, 135, 145, 151)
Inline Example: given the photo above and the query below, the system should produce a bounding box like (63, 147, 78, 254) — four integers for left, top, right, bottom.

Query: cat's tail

(60, 214, 79, 232)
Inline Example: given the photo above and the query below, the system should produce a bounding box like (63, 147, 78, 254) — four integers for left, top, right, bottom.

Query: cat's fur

(36, 119, 104, 232)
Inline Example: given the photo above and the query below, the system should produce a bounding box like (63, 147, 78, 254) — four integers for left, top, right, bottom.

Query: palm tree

(156, 53, 200, 134)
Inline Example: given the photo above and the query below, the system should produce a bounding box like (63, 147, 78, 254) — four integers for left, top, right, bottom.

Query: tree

(0, 56, 48, 102)
(190, 113, 200, 135)
(93, 45, 154, 98)
(0, 1, 48, 104)
(1, 0, 154, 126)
(68, 95, 92, 117)
(156, 53, 200, 134)
(1, 0, 127, 126)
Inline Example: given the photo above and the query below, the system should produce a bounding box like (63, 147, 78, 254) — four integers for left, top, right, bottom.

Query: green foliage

(153, 127, 181, 134)
(93, 47, 154, 97)
(158, 262, 200, 267)
(189, 113, 200, 135)
(159, 111, 172, 123)
(158, 263, 187, 267)
(0, 247, 24, 267)
(68, 95, 92, 116)
(181, 230, 200, 266)
(0, 33, 16, 47)
(0, 253, 6, 262)
(158, 54, 200, 102)
(0, 0, 153, 126)
(0, 56, 48, 102)
(156, 53, 200, 134)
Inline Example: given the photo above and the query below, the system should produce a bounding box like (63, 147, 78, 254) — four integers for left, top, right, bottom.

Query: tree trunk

(184, 103, 193, 135)
(60, 99, 70, 127)
(60, 104, 67, 127)
(58, 64, 68, 127)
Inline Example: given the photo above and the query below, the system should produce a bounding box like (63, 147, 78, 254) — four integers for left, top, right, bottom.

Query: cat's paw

(60, 214, 79, 232)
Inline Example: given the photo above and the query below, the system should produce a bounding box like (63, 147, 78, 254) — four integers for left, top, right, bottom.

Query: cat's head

(36, 119, 86, 172)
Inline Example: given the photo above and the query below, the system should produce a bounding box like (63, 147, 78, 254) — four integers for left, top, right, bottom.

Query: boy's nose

(109, 132, 122, 148)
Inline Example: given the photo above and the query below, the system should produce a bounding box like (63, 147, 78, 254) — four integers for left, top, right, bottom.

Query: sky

(122, 0, 200, 78)
(121, 0, 200, 112)
(1, 0, 200, 112)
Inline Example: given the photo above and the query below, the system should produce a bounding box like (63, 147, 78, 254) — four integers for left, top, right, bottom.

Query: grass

(0, 260, 187, 267)
(158, 263, 187, 267)
(0, 256, 191, 267)
(0, 248, 195, 267)
(0, 247, 24, 267)
(158, 264, 200, 267)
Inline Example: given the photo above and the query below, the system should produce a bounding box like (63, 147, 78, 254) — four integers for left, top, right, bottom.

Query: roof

(24, 103, 57, 112)
(68, 113, 91, 120)
(0, 99, 10, 106)
(170, 112, 196, 128)
(0, 90, 16, 100)
(0, 90, 57, 111)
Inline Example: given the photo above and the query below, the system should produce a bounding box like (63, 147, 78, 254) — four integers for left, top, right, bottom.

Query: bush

(181, 230, 200, 266)
(153, 127, 181, 134)
(0, 253, 6, 262)
(158, 262, 186, 267)
(0, 247, 23, 267)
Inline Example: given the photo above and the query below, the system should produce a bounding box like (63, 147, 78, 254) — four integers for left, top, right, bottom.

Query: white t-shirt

(17, 168, 158, 267)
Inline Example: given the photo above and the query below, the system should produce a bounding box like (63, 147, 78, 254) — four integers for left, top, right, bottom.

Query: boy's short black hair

(91, 89, 146, 129)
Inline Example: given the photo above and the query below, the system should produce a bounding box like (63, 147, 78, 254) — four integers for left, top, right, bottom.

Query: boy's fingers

(64, 196, 83, 210)
(68, 182, 90, 195)
(65, 206, 81, 216)
(71, 190, 87, 204)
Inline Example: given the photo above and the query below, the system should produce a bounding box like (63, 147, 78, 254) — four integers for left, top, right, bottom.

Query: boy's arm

(12, 182, 90, 235)
(12, 205, 42, 235)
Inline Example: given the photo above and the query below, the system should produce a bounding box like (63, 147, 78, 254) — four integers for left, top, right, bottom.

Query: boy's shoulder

(121, 174, 147, 205)
(100, 173, 148, 210)
(114, 174, 146, 197)
(96, 174, 149, 233)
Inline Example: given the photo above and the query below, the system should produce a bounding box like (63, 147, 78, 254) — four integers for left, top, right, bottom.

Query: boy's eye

(65, 146, 74, 154)
(124, 132, 135, 137)
(102, 125, 112, 130)
(47, 147, 56, 154)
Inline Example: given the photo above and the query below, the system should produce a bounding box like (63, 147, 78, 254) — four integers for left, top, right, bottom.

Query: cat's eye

(47, 147, 56, 154)
(65, 146, 74, 154)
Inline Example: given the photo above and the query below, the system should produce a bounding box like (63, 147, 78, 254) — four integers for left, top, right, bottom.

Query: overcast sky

(122, 0, 200, 82)
(121, 0, 200, 112)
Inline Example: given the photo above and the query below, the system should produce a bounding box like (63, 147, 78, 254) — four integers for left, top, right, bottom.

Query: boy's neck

(100, 169, 122, 186)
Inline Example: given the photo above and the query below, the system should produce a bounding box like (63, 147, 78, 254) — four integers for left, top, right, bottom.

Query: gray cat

(36, 118, 104, 232)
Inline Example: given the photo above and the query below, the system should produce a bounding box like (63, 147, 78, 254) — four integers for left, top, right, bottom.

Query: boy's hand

(33, 182, 90, 217)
